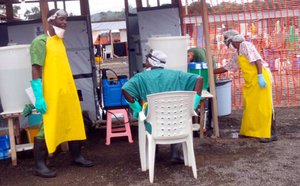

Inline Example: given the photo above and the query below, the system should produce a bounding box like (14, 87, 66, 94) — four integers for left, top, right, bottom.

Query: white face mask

(229, 43, 236, 52)
(52, 25, 66, 38)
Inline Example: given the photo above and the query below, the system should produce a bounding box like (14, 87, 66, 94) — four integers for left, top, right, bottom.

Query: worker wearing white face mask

(228, 43, 237, 52)
(30, 9, 93, 178)
(47, 9, 67, 38)
(214, 30, 277, 143)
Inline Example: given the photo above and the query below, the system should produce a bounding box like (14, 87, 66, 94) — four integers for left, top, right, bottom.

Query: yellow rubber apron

(238, 55, 272, 138)
(43, 35, 86, 153)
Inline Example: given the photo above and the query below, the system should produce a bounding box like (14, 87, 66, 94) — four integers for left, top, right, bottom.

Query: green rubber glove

(126, 100, 142, 119)
(23, 104, 35, 117)
(133, 111, 139, 120)
(194, 94, 201, 110)
(31, 79, 47, 114)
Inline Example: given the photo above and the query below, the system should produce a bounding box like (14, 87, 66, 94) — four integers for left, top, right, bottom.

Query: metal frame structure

(0, 0, 220, 137)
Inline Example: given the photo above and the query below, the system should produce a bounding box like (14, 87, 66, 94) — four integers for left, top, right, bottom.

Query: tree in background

(24, 6, 40, 20)
(91, 10, 125, 22)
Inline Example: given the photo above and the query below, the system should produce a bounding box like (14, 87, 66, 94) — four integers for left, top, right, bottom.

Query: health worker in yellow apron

(30, 9, 93, 178)
(214, 30, 277, 143)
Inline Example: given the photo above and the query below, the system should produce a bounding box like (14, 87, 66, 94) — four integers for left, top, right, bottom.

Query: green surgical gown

(122, 68, 199, 102)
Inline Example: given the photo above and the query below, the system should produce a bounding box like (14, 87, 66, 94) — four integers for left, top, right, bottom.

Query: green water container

(188, 62, 209, 90)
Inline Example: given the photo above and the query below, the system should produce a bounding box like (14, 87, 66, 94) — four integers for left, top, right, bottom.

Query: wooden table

(1, 111, 33, 166)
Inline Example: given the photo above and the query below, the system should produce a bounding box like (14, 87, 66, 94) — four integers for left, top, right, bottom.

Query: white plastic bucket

(216, 79, 232, 116)
(0, 45, 32, 113)
(148, 36, 189, 72)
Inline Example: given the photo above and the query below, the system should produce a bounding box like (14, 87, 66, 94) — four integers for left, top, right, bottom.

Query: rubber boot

(69, 141, 94, 167)
(270, 112, 278, 141)
(33, 137, 56, 178)
(260, 113, 278, 143)
(170, 143, 184, 164)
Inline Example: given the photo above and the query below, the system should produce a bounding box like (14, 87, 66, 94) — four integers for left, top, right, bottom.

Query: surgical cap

(147, 50, 167, 68)
(231, 34, 245, 42)
(223, 30, 239, 45)
(47, 9, 68, 22)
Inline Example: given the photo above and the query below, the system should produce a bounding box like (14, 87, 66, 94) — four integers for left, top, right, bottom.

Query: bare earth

(0, 106, 299, 186)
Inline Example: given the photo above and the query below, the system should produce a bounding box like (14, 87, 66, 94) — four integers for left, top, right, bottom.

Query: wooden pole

(124, 0, 130, 57)
(80, 0, 90, 16)
(136, 0, 142, 8)
(54, 0, 57, 9)
(39, 0, 49, 34)
(171, 0, 179, 5)
(136, 0, 143, 11)
(200, 0, 219, 137)
(63, 0, 66, 10)
(125, 0, 129, 15)
(5, 2, 13, 21)
(177, 0, 185, 35)
(109, 30, 114, 58)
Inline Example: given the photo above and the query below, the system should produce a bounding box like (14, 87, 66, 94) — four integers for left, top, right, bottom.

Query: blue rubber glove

(126, 100, 142, 119)
(194, 94, 201, 110)
(258, 74, 267, 88)
(30, 79, 47, 114)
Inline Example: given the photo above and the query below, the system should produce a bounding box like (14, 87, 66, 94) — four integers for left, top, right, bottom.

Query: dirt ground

(0, 106, 299, 186)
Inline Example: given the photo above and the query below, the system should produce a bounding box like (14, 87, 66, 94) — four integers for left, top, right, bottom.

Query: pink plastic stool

(106, 109, 133, 145)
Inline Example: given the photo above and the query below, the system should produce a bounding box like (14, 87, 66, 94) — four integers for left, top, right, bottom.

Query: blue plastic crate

(0, 149, 9, 160)
(0, 135, 10, 150)
(102, 77, 129, 108)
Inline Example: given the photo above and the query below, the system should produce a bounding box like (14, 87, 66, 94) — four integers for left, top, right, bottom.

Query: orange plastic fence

(182, 0, 300, 109)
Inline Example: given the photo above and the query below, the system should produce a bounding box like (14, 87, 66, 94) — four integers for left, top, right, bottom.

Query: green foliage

(13, 5, 20, 17)
(24, 6, 40, 20)
(91, 10, 125, 22)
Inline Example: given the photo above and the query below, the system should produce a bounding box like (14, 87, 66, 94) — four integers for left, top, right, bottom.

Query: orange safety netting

(182, 0, 300, 109)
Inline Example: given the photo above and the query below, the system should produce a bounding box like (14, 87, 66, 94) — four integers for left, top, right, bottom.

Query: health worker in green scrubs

(122, 50, 203, 164)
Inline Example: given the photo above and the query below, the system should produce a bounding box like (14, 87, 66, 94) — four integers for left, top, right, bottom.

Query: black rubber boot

(260, 113, 278, 143)
(270, 112, 278, 141)
(69, 141, 94, 167)
(170, 143, 184, 164)
(33, 137, 56, 178)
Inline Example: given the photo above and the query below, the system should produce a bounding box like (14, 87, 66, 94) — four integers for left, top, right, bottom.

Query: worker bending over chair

(122, 50, 203, 163)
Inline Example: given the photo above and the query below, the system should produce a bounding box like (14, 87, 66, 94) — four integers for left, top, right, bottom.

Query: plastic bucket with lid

(0, 45, 32, 113)
(216, 79, 232, 116)
(148, 36, 189, 72)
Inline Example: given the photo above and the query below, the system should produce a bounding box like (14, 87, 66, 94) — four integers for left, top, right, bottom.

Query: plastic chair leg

(182, 142, 189, 166)
(187, 136, 197, 179)
(148, 139, 156, 183)
(139, 121, 148, 171)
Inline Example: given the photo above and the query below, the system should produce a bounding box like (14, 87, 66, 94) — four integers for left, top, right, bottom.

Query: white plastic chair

(138, 91, 198, 183)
